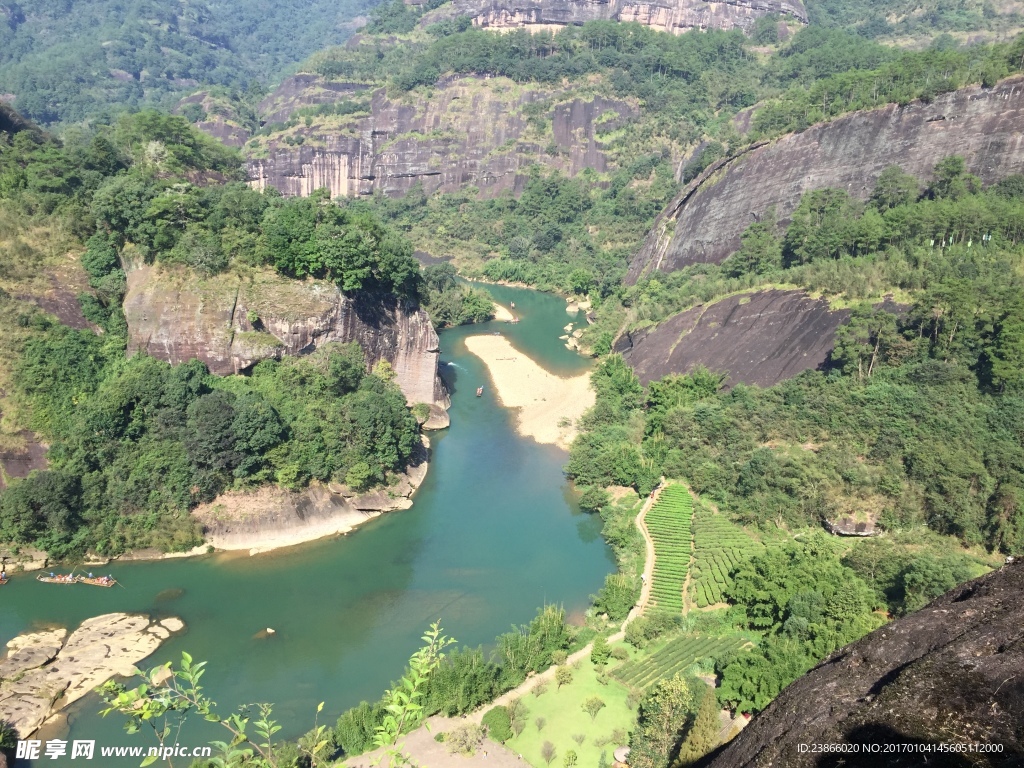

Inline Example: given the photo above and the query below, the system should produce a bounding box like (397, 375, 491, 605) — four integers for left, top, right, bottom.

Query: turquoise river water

(1, 283, 614, 765)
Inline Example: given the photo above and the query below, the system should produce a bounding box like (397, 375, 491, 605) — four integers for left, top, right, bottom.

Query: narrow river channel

(1, 283, 614, 765)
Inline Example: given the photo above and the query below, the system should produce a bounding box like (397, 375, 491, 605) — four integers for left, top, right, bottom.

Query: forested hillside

(331, 25, 1023, 295)
(805, 0, 1024, 41)
(0, 112, 428, 557)
(0, 0, 378, 124)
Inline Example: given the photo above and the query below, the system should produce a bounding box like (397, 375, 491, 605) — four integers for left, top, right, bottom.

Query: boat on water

(77, 576, 117, 587)
(36, 574, 77, 584)
(476, 387, 484, 397)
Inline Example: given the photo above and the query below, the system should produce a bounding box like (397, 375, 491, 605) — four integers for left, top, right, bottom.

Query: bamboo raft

(77, 576, 117, 587)
(36, 574, 77, 584)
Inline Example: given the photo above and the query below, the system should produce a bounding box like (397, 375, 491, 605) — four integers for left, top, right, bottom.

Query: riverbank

(191, 436, 431, 555)
(463, 335, 594, 450)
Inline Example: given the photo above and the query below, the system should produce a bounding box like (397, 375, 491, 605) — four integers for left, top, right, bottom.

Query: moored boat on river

(476, 386, 484, 396)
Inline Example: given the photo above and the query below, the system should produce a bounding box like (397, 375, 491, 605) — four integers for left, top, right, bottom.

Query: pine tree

(675, 685, 720, 766)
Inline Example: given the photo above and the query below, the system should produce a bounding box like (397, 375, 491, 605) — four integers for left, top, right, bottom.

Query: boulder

(702, 561, 1024, 767)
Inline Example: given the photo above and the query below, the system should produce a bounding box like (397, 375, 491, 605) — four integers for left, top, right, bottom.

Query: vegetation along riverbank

(3, 0, 1024, 765)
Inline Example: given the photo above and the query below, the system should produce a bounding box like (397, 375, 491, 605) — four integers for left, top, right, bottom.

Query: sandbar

(491, 302, 515, 322)
(463, 335, 594, 450)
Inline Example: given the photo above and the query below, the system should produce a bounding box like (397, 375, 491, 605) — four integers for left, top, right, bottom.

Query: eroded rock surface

(617, 289, 848, 387)
(123, 265, 449, 416)
(0, 614, 183, 738)
(702, 561, 1024, 767)
(628, 76, 1024, 282)
(247, 75, 634, 199)
(418, 0, 806, 33)
(193, 437, 430, 551)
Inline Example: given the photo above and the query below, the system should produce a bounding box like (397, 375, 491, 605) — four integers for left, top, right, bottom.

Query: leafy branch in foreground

(373, 621, 456, 766)
(98, 624, 453, 768)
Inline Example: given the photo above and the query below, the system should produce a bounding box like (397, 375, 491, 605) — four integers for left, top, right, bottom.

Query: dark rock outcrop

(0, 432, 48, 490)
(123, 265, 449, 421)
(175, 92, 251, 148)
(247, 76, 634, 199)
(701, 560, 1024, 768)
(627, 76, 1024, 283)
(616, 289, 848, 387)
(418, 0, 806, 34)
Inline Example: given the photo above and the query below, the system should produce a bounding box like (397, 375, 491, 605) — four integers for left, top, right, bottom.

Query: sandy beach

(491, 302, 515, 322)
(463, 335, 594, 450)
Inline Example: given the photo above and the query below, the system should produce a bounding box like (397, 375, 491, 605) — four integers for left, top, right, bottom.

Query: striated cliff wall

(417, 0, 806, 34)
(702, 561, 1024, 767)
(246, 75, 635, 199)
(123, 266, 449, 420)
(616, 289, 849, 387)
(627, 76, 1024, 283)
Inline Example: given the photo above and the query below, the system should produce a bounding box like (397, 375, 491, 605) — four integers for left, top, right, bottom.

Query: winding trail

(456, 481, 665, 723)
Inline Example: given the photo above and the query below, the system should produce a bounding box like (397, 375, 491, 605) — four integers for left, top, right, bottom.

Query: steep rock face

(247, 76, 635, 199)
(417, 0, 807, 34)
(258, 74, 372, 124)
(702, 561, 1024, 767)
(627, 76, 1024, 283)
(123, 266, 449, 417)
(616, 289, 849, 387)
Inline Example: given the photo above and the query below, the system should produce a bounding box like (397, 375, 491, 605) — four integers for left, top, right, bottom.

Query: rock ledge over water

(0, 613, 183, 737)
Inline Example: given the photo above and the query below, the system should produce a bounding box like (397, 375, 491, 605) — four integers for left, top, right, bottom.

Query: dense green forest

(0, 112, 430, 557)
(571, 162, 1024, 552)
(0, 0, 379, 124)
(565, 160, 1024, 715)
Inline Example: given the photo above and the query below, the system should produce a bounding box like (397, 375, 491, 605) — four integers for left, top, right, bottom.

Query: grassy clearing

(504, 659, 634, 768)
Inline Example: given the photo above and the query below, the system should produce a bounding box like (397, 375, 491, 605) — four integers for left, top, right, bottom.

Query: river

(1, 283, 614, 765)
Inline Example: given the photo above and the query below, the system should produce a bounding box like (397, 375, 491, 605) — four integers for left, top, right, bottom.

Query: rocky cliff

(123, 265, 450, 423)
(627, 76, 1024, 283)
(616, 289, 849, 387)
(701, 560, 1024, 767)
(246, 75, 635, 199)
(417, 0, 806, 34)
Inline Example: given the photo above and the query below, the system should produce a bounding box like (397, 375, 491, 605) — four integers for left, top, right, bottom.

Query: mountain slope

(0, 0, 377, 124)
(627, 75, 1024, 282)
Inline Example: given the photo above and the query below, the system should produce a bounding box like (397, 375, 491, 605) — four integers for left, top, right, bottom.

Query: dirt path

(461, 482, 666, 722)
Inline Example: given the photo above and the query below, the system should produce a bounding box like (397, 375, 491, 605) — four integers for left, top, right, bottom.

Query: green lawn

(503, 655, 634, 768)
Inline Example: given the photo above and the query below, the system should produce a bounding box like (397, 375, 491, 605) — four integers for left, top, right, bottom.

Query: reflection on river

(0, 283, 614, 764)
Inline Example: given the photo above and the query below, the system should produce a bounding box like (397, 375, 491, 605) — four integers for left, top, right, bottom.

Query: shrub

(481, 705, 513, 743)
(446, 724, 485, 755)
